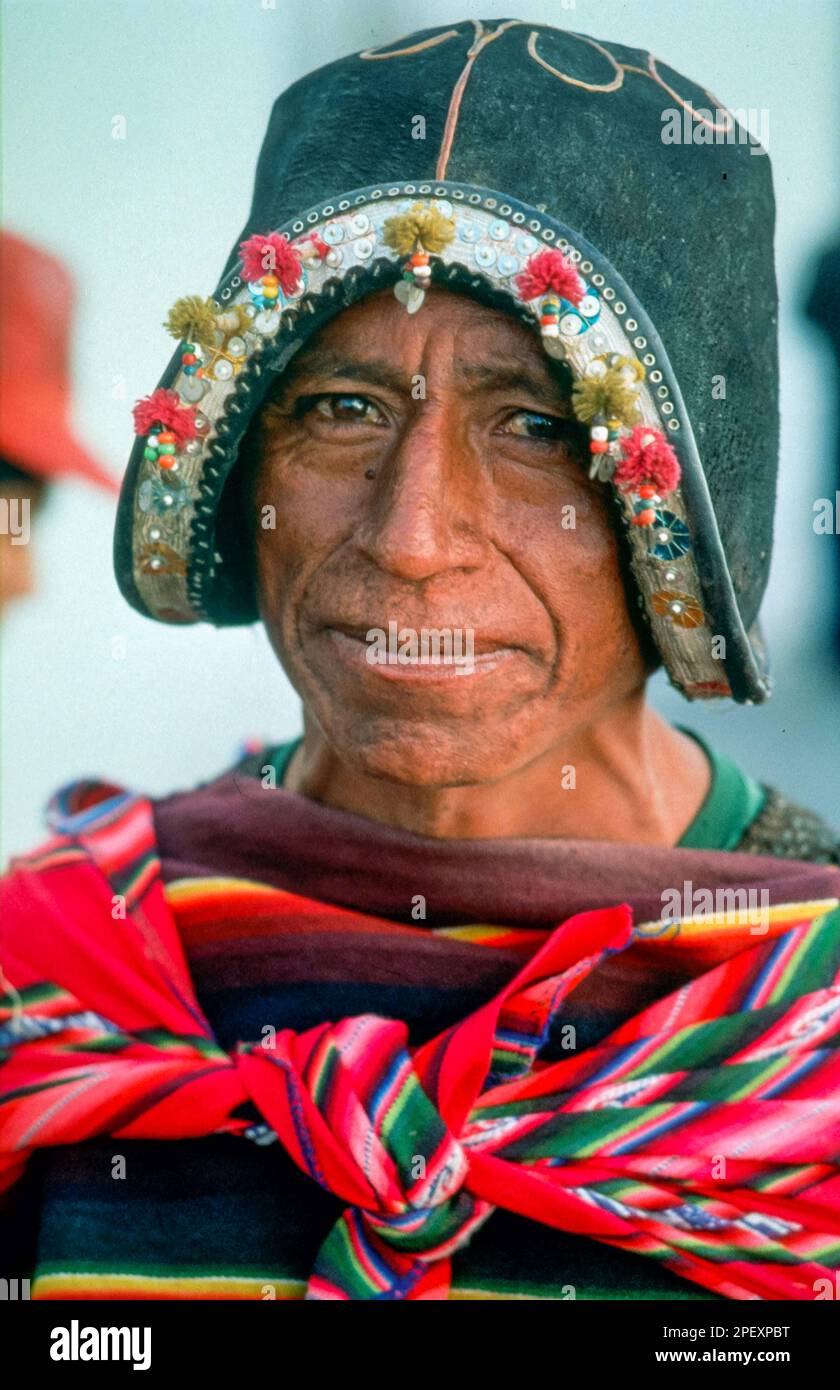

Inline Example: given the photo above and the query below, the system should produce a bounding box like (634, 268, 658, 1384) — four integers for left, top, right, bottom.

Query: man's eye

(499, 410, 573, 442)
(308, 393, 386, 425)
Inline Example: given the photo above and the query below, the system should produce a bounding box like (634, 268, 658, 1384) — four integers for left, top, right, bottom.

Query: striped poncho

(2, 763, 840, 1300)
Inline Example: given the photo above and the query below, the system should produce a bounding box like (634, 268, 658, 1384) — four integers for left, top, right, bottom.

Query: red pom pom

(515, 249, 585, 304)
(239, 232, 302, 293)
(613, 426, 681, 495)
(132, 388, 197, 445)
(307, 234, 330, 260)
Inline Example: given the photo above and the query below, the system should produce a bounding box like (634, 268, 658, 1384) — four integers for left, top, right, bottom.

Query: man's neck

(282, 701, 712, 844)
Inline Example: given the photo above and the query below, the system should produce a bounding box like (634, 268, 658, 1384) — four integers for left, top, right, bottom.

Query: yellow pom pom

(215, 304, 253, 338)
(164, 295, 219, 349)
(613, 354, 646, 383)
(572, 365, 642, 428)
(382, 201, 456, 257)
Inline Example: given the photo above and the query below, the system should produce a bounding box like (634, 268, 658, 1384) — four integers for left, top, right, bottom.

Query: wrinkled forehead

(264, 284, 575, 400)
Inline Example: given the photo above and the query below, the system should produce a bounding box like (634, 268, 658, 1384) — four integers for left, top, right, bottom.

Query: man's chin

(318, 715, 527, 790)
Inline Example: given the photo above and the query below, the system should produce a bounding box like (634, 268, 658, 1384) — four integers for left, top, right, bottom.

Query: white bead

(541, 335, 567, 360)
(147, 434, 159, 447)
(254, 310, 280, 337)
(591, 425, 608, 442)
(180, 376, 207, 403)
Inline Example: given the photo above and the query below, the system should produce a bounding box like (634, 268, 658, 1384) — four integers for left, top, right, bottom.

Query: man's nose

(354, 410, 488, 582)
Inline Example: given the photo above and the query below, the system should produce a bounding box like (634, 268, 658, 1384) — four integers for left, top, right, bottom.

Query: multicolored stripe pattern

(2, 787, 840, 1300)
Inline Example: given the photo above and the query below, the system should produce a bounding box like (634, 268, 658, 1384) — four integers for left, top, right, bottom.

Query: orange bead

(158, 432, 176, 446)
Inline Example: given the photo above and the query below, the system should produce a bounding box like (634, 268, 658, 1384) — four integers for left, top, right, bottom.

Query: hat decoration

(162, 232, 332, 397)
(132, 388, 199, 456)
(163, 296, 248, 400)
(515, 247, 603, 352)
(515, 245, 683, 531)
(515, 247, 584, 345)
(132, 387, 204, 523)
(382, 201, 457, 312)
(614, 423, 682, 524)
(120, 181, 758, 701)
(240, 232, 310, 336)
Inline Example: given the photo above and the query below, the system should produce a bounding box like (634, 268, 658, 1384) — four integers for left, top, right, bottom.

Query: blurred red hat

(0, 230, 117, 490)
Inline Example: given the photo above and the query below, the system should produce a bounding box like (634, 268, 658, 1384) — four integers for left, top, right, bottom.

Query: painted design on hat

(138, 539, 187, 576)
(652, 589, 705, 628)
(360, 21, 735, 135)
(138, 471, 189, 518)
(649, 510, 692, 561)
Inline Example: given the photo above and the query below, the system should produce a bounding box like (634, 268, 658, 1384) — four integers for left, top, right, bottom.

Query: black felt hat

(115, 18, 778, 703)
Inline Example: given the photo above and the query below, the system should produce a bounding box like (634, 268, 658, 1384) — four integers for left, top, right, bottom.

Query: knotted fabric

(2, 791, 840, 1300)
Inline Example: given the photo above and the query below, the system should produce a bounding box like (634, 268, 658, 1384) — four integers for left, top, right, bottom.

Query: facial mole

(365, 467, 376, 479)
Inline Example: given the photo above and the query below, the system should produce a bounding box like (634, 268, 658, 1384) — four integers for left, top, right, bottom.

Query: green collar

(262, 729, 765, 853)
(675, 728, 765, 851)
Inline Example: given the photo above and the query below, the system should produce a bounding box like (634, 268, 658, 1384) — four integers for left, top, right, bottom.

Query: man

(2, 20, 840, 1302)
(0, 231, 115, 614)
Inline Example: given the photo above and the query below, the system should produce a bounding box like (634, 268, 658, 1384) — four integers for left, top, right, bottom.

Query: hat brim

(115, 179, 771, 705)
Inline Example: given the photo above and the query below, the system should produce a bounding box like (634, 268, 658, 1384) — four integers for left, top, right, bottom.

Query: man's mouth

(313, 619, 524, 682)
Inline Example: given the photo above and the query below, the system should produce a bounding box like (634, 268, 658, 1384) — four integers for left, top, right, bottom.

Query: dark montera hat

(115, 17, 778, 703)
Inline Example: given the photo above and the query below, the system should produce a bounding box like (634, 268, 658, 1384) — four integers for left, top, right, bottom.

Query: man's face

(253, 287, 648, 787)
